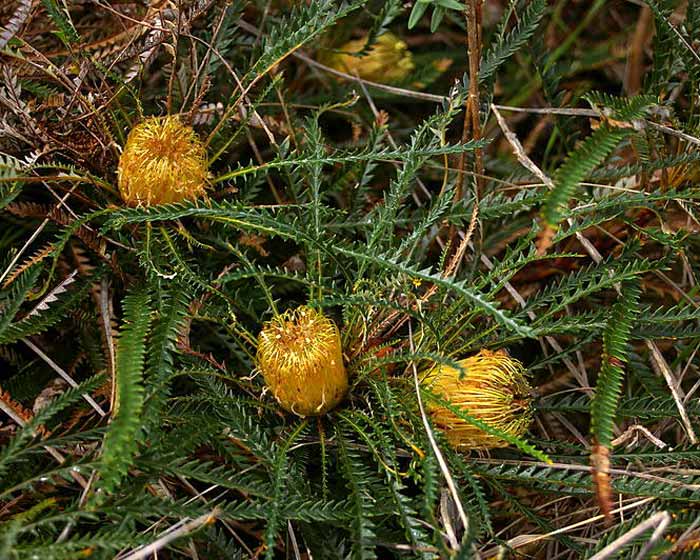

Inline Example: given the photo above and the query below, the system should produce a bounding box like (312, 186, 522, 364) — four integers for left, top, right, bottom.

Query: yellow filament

(322, 32, 415, 84)
(422, 349, 533, 449)
(257, 306, 348, 416)
(117, 116, 208, 206)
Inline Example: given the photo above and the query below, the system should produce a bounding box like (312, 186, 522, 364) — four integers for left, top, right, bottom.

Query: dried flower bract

(323, 32, 415, 84)
(257, 306, 348, 416)
(117, 116, 207, 206)
(422, 349, 533, 449)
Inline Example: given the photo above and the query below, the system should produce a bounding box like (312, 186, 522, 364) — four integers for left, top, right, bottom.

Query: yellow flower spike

(323, 32, 415, 84)
(257, 306, 348, 416)
(117, 116, 208, 206)
(422, 349, 534, 449)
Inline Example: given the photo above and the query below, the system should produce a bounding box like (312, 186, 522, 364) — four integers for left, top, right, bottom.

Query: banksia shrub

(257, 306, 348, 416)
(422, 349, 533, 449)
(4, 1, 698, 556)
(117, 116, 208, 206)
(323, 32, 414, 83)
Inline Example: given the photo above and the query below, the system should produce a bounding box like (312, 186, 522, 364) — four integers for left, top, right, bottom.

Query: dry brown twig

(624, 6, 653, 95)
(100, 277, 116, 413)
(456, 0, 483, 202)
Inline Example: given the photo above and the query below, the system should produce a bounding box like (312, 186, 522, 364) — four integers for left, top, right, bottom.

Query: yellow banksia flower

(257, 306, 348, 416)
(323, 32, 415, 83)
(422, 349, 533, 449)
(117, 116, 207, 206)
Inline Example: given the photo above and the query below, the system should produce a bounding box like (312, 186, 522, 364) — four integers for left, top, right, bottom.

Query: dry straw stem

(481, 497, 656, 558)
(117, 508, 219, 560)
(491, 104, 602, 258)
(117, 116, 208, 206)
(422, 349, 533, 449)
(646, 340, 697, 443)
(100, 278, 116, 413)
(257, 306, 348, 416)
(22, 338, 106, 418)
(408, 321, 469, 552)
(588, 510, 670, 560)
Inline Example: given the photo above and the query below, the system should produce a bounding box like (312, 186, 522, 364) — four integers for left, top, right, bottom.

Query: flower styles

(323, 32, 415, 84)
(422, 349, 533, 449)
(257, 306, 348, 416)
(117, 115, 208, 206)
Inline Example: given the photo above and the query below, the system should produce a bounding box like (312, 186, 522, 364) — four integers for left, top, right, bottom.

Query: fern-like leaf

(142, 284, 190, 433)
(590, 281, 642, 448)
(40, 0, 79, 46)
(337, 428, 378, 560)
(480, 0, 547, 82)
(264, 420, 308, 560)
(541, 125, 630, 229)
(94, 289, 152, 498)
(590, 281, 642, 518)
(584, 91, 657, 121)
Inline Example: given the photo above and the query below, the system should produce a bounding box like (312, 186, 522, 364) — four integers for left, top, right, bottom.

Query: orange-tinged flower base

(422, 349, 533, 449)
(257, 306, 348, 416)
(323, 32, 414, 84)
(117, 116, 207, 206)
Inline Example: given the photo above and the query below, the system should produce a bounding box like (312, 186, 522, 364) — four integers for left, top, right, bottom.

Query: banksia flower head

(117, 116, 208, 206)
(257, 306, 348, 416)
(323, 32, 415, 84)
(422, 349, 533, 449)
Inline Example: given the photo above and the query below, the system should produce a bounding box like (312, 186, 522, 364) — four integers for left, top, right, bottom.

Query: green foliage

(408, 0, 464, 32)
(39, 0, 79, 46)
(1, 1, 700, 558)
(590, 281, 642, 448)
(423, 387, 550, 462)
(94, 289, 151, 499)
(541, 125, 631, 229)
(251, 0, 364, 79)
(0, 375, 103, 483)
(337, 428, 379, 560)
(142, 284, 191, 432)
(0, 154, 23, 210)
(583, 91, 658, 121)
(0, 274, 91, 345)
(645, 0, 700, 85)
(480, 0, 547, 83)
(264, 420, 308, 559)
